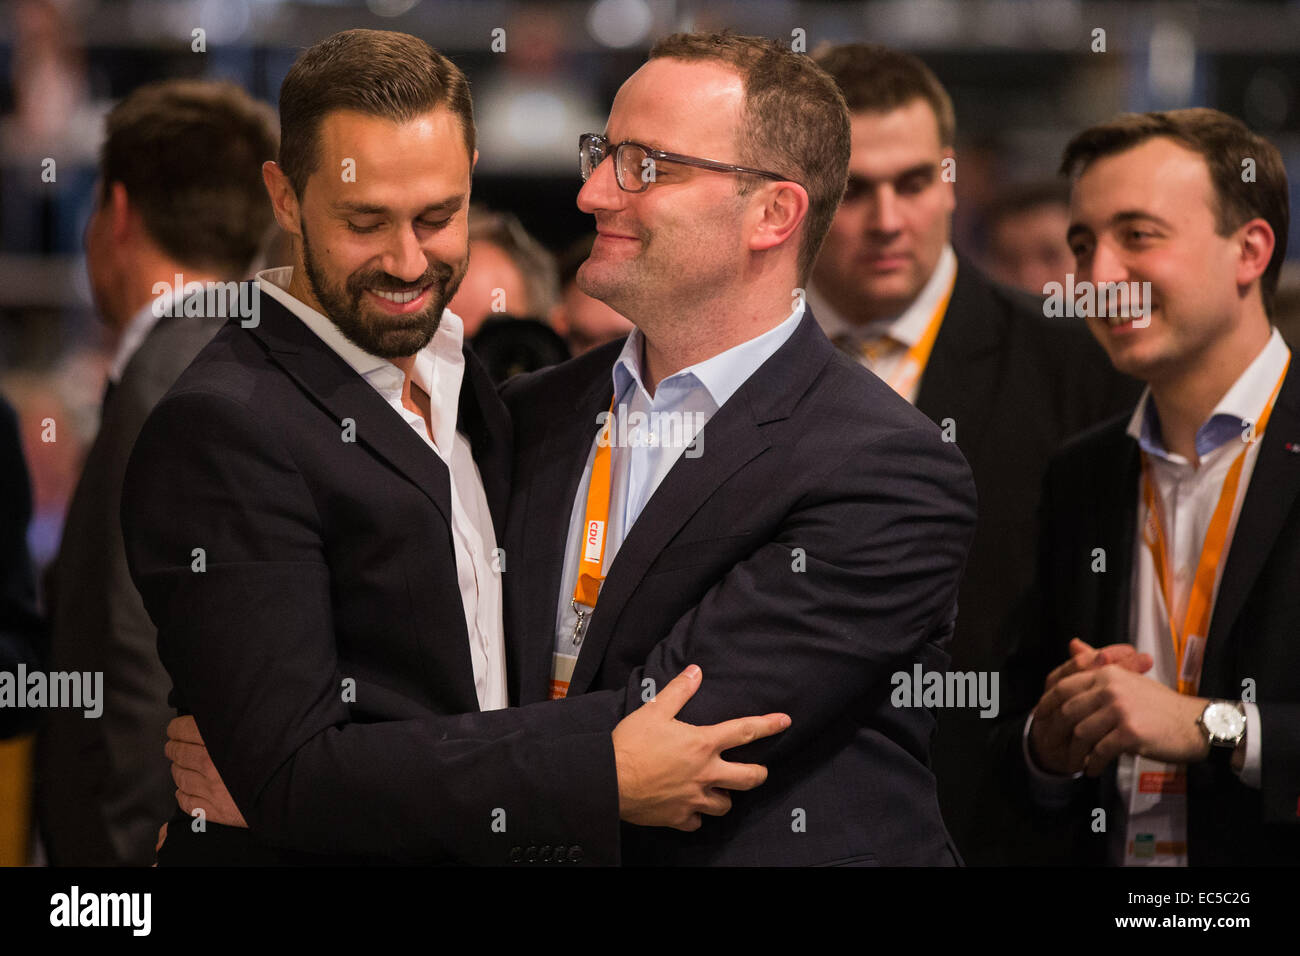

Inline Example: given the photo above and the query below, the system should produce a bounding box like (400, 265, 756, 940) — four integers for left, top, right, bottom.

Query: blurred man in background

(449, 205, 558, 337)
(809, 43, 1140, 864)
(983, 181, 1074, 296)
(36, 79, 277, 866)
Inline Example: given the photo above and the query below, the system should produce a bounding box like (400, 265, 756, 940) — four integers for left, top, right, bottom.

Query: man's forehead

(847, 104, 944, 173)
(606, 58, 744, 154)
(316, 106, 464, 151)
(1071, 137, 1214, 220)
(851, 101, 943, 148)
(309, 107, 470, 200)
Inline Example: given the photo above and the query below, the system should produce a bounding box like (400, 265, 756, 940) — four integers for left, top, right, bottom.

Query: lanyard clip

(570, 599, 591, 647)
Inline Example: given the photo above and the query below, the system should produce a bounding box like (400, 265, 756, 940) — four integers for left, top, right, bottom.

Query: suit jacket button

(508, 846, 522, 863)
(525, 846, 539, 862)
(567, 846, 583, 863)
(539, 845, 553, 862)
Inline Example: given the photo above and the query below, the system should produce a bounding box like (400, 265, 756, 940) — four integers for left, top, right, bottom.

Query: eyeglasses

(579, 133, 795, 193)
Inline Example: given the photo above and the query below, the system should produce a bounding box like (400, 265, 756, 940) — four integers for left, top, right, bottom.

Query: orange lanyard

(886, 269, 955, 399)
(569, 396, 618, 647)
(1140, 358, 1290, 694)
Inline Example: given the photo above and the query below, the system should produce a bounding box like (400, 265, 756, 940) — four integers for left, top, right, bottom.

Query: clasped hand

(1029, 638, 1210, 777)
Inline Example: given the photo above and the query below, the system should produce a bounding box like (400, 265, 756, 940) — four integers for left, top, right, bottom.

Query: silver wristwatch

(1197, 700, 1246, 749)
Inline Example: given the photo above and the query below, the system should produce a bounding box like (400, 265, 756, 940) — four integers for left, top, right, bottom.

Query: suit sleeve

(121, 388, 620, 864)
(588, 423, 977, 766)
(1260, 704, 1300, 824)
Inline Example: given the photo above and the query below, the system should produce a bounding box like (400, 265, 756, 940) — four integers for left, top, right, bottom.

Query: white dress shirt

(808, 245, 957, 405)
(549, 303, 805, 693)
(1024, 328, 1290, 865)
(257, 267, 508, 712)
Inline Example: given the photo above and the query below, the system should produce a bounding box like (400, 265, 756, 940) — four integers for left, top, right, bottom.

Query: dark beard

(300, 222, 464, 359)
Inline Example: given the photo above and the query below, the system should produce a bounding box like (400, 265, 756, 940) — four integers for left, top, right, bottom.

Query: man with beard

(121, 29, 786, 865)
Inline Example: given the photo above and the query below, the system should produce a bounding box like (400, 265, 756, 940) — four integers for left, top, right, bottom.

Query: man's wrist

(1195, 698, 1246, 767)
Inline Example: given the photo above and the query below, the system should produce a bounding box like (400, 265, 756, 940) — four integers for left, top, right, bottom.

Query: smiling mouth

(369, 286, 429, 304)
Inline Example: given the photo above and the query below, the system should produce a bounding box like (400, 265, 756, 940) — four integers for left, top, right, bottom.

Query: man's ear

(748, 181, 810, 255)
(107, 181, 132, 243)
(262, 161, 303, 237)
(1235, 216, 1275, 292)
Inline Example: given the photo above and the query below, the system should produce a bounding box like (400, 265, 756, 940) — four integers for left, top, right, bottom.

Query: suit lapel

(915, 259, 1007, 465)
(456, 349, 512, 538)
(1205, 364, 1300, 661)
(566, 313, 833, 696)
(247, 293, 454, 527)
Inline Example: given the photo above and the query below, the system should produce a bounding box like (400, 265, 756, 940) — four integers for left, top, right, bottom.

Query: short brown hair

(100, 80, 278, 276)
(649, 32, 850, 282)
(1060, 108, 1290, 316)
(813, 43, 956, 148)
(278, 29, 475, 198)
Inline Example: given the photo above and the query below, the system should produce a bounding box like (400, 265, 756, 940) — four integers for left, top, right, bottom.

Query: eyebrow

(329, 196, 466, 217)
(1066, 209, 1174, 243)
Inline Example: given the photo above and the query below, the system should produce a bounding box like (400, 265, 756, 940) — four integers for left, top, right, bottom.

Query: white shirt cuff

(1233, 702, 1262, 788)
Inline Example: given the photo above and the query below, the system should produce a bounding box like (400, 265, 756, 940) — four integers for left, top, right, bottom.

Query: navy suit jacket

(502, 310, 978, 865)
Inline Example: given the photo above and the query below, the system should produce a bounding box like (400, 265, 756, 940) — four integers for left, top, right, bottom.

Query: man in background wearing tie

(806, 44, 1140, 864)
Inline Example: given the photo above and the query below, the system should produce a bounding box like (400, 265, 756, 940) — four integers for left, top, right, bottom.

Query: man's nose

(866, 185, 904, 237)
(380, 224, 429, 283)
(577, 151, 625, 214)
(1084, 237, 1129, 288)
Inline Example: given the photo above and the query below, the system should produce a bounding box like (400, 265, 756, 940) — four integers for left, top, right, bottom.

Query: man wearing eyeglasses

(497, 32, 977, 865)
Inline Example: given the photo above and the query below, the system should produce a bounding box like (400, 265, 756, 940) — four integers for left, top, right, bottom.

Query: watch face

(1205, 703, 1246, 740)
